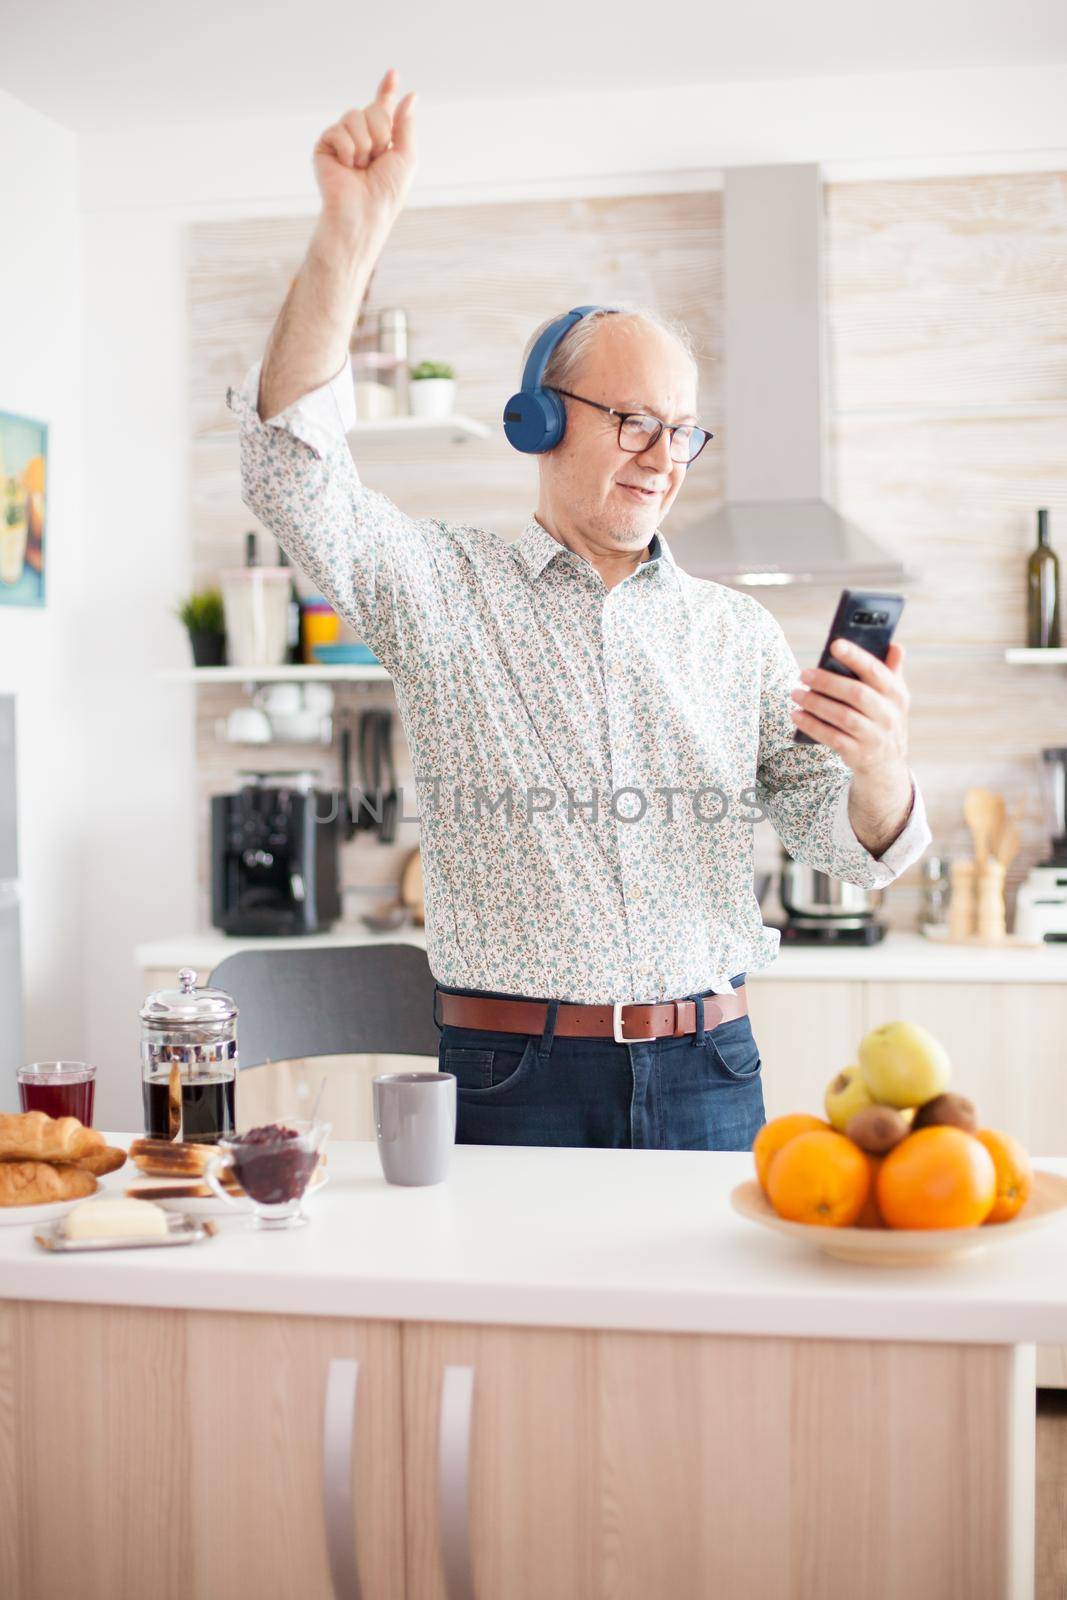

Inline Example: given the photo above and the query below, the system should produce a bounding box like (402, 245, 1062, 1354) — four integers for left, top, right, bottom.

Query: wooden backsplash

(189, 172, 1067, 932)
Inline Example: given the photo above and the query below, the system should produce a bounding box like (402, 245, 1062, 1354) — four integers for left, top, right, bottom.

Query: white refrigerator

(0, 695, 24, 1106)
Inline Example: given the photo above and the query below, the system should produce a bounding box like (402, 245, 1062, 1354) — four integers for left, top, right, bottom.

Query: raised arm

(226, 71, 451, 678)
(259, 67, 417, 420)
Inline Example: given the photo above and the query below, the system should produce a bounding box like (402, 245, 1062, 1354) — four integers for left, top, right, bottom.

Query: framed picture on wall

(0, 409, 47, 608)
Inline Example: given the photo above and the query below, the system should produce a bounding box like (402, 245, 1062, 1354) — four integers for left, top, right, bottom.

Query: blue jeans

(434, 975, 765, 1151)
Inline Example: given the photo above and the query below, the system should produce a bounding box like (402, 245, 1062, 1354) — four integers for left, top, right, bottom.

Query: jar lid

(140, 967, 238, 1025)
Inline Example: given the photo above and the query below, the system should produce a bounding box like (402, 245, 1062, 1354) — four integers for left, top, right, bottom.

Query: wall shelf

(159, 665, 391, 684)
(197, 414, 491, 445)
(1004, 648, 1067, 665)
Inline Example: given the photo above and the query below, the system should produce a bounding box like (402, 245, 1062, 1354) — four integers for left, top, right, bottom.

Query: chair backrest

(209, 942, 440, 1069)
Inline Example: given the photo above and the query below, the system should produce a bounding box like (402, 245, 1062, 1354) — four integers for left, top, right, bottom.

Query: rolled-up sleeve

(752, 599, 931, 888)
(225, 357, 449, 678)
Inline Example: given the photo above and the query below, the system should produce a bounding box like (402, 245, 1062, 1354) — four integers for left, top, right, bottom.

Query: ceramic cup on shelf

(301, 683, 335, 715)
(218, 706, 272, 744)
(254, 682, 302, 718)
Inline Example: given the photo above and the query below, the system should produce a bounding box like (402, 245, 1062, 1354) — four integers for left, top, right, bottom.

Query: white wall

(9, 62, 1067, 1129)
(0, 92, 85, 1111)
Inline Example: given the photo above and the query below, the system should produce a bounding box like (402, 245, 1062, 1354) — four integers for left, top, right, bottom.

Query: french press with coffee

(139, 968, 239, 1143)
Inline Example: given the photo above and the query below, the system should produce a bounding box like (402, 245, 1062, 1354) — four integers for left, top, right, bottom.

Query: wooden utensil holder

(975, 857, 1007, 942)
(947, 858, 976, 941)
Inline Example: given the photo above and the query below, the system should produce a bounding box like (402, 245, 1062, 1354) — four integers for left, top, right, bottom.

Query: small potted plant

(408, 359, 455, 420)
(175, 586, 227, 667)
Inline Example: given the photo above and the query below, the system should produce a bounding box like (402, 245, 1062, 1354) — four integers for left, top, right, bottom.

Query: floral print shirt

(226, 357, 931, 1003)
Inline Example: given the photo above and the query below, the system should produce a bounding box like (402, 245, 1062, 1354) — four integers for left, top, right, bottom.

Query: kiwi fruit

(911, 1092, 978, 1133)
(845, 1104, 910, 1155)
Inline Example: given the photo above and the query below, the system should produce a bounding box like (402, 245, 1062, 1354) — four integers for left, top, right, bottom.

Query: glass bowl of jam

(204, 1120, 330, 1229)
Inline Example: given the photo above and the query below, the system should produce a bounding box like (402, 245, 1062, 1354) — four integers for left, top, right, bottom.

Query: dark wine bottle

(277, 546, 301, 665)
(1027, 508, 1061, 648)
(245, 530, 258, 567)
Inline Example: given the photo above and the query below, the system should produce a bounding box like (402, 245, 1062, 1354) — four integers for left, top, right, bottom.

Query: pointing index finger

(375, 67, 399, 110)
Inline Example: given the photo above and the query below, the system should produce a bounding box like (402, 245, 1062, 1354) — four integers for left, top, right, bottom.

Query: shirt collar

(516, 515, 677, 582)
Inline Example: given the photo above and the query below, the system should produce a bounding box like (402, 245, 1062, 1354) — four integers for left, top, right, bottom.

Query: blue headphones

(502, 305, 614, 455)
(502, 303, 693, 472)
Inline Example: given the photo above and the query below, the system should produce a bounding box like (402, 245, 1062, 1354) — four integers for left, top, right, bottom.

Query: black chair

(209, 942, 441, 1137)
(210, 942, 440, 1065)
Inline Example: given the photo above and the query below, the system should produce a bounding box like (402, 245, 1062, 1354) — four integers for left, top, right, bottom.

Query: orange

(854, 1154, 886, 1229)
(975, 1129, 1033, 1224)
(876, 1126, 996, 1230)
(766, 1129, 870, 1228)
(752, 1113, 828, 1195)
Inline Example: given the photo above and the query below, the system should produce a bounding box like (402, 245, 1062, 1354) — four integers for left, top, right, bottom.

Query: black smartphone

(793, 589, 905, 744)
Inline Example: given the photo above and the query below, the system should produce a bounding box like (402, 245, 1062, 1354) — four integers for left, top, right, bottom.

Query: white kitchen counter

(135, 925, 1067, 984)
(5, 1139, 1067, 1345)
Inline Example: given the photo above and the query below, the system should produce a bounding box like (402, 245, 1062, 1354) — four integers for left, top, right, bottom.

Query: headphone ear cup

(502, 388, 568, 454)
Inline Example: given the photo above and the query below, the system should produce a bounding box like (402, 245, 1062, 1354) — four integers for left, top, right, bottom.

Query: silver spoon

(309, 1074, 328, 1127)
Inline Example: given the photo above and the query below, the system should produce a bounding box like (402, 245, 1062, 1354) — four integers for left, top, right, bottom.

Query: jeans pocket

(443, 1046, 494, 1091)
(703, 1015, 762, 1081)
(443, 1038, 538, 1097)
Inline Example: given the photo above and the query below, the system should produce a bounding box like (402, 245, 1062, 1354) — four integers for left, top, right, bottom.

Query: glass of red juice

(17, 1062, 96, 1125)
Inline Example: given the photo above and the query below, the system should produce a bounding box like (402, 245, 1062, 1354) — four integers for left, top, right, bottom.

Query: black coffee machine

(211, 769, 341, 936)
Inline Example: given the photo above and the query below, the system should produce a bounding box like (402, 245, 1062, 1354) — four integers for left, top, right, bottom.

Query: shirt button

(630, 887, 644, 902)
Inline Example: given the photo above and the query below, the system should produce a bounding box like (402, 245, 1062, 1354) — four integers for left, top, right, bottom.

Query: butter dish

(34, 1214, 216, 1252)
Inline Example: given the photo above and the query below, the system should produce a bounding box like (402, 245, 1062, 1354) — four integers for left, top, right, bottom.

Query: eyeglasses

(550, 388, 713, 466)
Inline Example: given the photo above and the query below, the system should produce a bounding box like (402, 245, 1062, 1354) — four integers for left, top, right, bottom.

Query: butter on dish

(62, 1197, 169, 1241)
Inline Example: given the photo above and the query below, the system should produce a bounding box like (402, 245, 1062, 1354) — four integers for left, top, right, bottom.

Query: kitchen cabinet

(0, 1301, 1030, 1600)
(2, 1140, 1056, 1600)
(0, 1300, 404, 1600)
(399, 1320, 1029, 1600)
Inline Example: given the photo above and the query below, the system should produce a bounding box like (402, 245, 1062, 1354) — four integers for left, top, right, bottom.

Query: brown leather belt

(436, 986, 747, 1043)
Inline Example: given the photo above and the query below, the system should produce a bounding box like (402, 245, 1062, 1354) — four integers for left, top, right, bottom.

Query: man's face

(538, 318, 699, 551)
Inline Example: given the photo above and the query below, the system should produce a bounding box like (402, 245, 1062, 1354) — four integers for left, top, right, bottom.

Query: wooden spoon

(995, 815, 1021, 870)
(963, 789, 1005, 870)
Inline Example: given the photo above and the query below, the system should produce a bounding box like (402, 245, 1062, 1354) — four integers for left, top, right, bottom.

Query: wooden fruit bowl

(730, 1170, 1067, 1265)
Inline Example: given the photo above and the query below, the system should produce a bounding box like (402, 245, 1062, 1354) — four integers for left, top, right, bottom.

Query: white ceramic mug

(254, 682, 303, 717)
(222, 707, 272, 743)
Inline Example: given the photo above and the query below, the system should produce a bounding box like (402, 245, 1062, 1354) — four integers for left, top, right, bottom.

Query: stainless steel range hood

(668, 164, 911, 588)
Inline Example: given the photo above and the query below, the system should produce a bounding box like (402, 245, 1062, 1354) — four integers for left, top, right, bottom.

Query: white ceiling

(3, 0, 1066, 134)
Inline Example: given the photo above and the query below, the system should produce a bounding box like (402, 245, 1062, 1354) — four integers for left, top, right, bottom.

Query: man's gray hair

(519, 303, 699, 392)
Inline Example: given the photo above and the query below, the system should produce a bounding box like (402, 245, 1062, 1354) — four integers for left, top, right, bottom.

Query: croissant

(0, 1160, 98, 1207)
(75, 1145, 127, 1177)
(0, 1111, 105, 1165)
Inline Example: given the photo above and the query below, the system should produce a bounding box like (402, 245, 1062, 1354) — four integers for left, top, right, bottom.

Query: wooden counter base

(0, 1300, 1035, 1600)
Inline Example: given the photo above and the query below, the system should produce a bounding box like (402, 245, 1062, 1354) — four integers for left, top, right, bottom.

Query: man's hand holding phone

(789, 636, 911, 780)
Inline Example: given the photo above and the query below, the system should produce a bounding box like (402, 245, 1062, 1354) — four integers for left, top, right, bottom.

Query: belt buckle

(612, 1001, 657, 1044)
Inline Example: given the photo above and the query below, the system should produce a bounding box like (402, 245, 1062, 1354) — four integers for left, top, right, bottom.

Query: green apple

(824, 1065, 874, 1133)
(858, 1021, 952, 1109)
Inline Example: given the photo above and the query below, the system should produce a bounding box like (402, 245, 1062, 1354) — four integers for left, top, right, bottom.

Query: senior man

(226, 69, 932, 1152)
